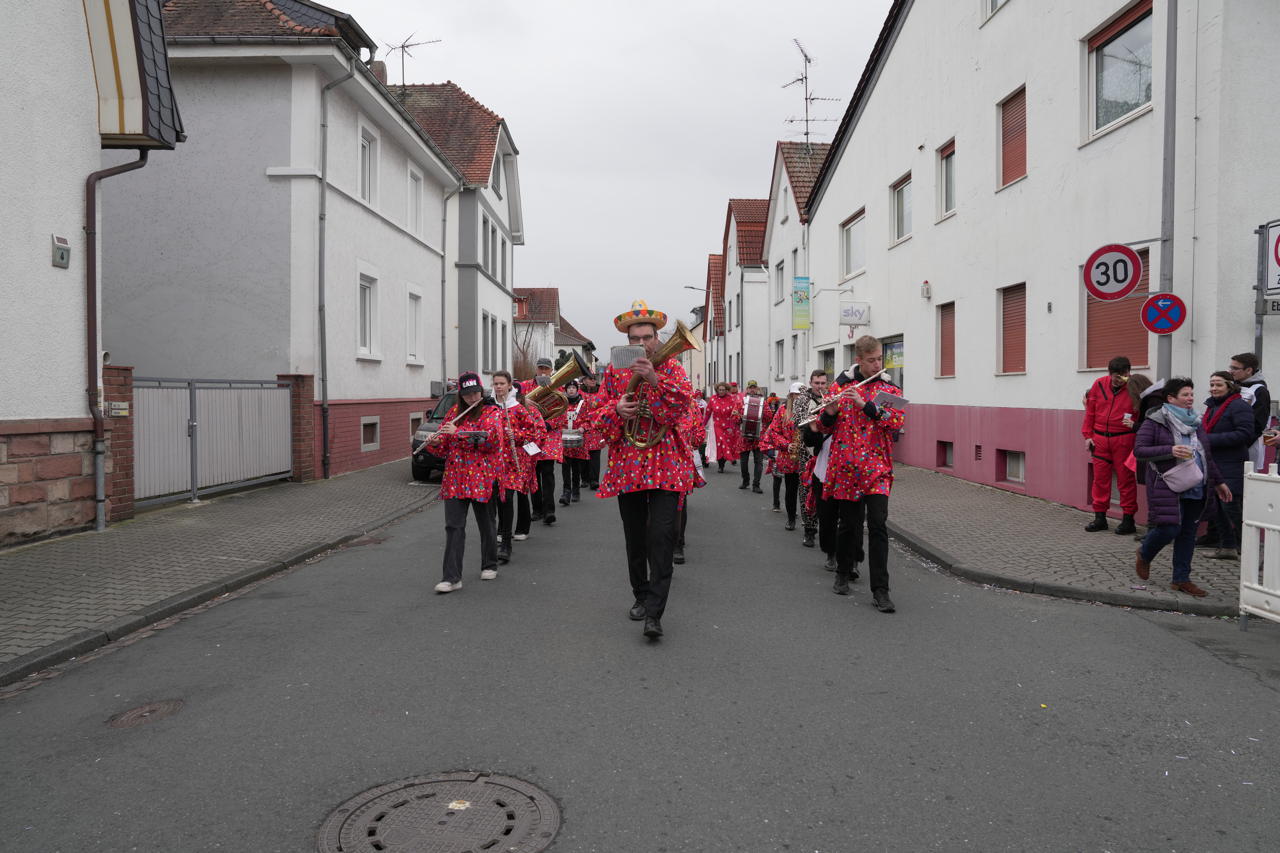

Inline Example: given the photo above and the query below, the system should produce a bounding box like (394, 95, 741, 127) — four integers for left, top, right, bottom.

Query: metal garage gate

(133, 377, 293, 505)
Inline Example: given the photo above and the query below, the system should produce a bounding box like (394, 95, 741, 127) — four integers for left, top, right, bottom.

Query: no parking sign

(1140, 293, 1187, 335)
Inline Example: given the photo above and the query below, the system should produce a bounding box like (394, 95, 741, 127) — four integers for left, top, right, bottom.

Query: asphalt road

(2, 469, 1278, 852)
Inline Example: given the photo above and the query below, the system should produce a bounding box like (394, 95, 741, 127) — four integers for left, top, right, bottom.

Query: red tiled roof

(777, 142, 831, 224)
(399, 82, 503, 186)
(556, 314, 592, 348)
(161, 0, 374, 52)
(513, 287, 559, 324)
(704, 253, 725, 338)
(725, 199, 768, 268)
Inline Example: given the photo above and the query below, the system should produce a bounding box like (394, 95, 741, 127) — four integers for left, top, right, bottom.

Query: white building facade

(805, 0, 1280, 509)
(717, 200, 771, 391)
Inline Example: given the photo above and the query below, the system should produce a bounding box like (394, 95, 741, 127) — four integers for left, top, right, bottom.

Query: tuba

(526, 352, 592, 419)
(622, 320, 702, 449)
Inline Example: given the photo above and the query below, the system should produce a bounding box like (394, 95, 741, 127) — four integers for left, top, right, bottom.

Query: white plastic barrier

(1240, 461, 1280, 628)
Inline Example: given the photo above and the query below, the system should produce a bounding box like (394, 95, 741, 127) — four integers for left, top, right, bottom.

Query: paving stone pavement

(0, 459, 437, 685)
(888, 465, 1242, 617)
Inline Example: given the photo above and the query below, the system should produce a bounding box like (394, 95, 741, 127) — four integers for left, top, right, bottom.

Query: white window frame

(774, 261, 786, 304)
(406, 289, 423, 365)
(356, 267, 379, 359)
(407, 166, 424, 236)
(358, 121, 379, 206)
(1087, 6, 1154, 138)
(500, 321, 508, 370)
(840, 210, 867, 279)
(775, 339, 785, 380)
(481, 215, 491, 273)
(791, 334, 799, 379)
(1002, 449, 1026, 483)
(490, 315, 498, 371)
(984, 0, 1010, 20)
(501, 237, 508, 286)
(409, 411, 425, 437)
(780, 185, 790, 224)
(891, 176, 912, 244)
(360, 416, 381, 452)
(938, 142, 956, 219)
(481, 310, 492, 372)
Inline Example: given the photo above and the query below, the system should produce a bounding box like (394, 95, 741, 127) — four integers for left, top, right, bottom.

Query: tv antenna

(781, 39, 841, 153)
(383, 33, 442, 95)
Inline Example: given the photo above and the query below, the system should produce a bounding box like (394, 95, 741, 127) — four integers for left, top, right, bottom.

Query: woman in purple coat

(1133, 378, 1233, 597)
(1202, 371, 1255, 560)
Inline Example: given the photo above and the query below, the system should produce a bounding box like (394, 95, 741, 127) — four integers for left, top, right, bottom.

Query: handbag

(1159, 457, 1203, 493)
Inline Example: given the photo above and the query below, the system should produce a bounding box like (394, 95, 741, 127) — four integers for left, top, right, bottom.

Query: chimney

(369, 60, 388, 85)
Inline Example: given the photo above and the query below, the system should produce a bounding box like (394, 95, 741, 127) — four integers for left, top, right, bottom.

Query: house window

(481, 216, 490, 272)
(938, 139, 956, 216)
(490, 224, 499, 274)
(820, 348, 835, 378)
(501, 237, 508, 286)
(791, 334, 798, 378)
(774, 261, 785, 303)
(999, 283, 1026, 373)
(359, 126, 378, 204)
(775, 339, 784, 378)
(492, 155, 502, 197)
(481, 310, 491, 371)
(1000, 88, 1027, 187)
(791, 248, 799, 279)
(490, 315, 498, 370)
(938, 301, 956, 377)
(727, 299, 734, 331)
(410, 411, 424, 436)
(407, 168, 423, 235)
(407, 291, 422, 362)
(360, 416, 380, 452)
(937, 441, 954, 468)
(501, 322, 508, 369)
(989, 0, 1010, 14)
(841, 209, 866, 278)
(999, 449, 1026, 483)
(780, 185, 790, 223)
(1086, 247, 1150, 368)
(1089, 1, 1153, 132)
(358, 274, 376, 355)
(892, 176, 912, 242)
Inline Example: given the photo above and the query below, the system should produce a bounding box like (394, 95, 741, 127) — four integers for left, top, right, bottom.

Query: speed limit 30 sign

(1083, 244, 1144, 301)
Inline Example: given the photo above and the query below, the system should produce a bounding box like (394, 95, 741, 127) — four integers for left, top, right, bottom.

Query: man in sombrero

(583, 300, 696, 640)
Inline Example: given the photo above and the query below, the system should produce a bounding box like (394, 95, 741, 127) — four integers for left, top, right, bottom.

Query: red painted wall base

(311, 397, 438, 478)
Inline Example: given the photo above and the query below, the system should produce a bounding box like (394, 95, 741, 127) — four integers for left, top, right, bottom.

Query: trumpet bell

(527, 352, 593, 418)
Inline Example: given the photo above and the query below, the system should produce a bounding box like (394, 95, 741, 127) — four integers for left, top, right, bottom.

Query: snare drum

(561, 428, 585, 449)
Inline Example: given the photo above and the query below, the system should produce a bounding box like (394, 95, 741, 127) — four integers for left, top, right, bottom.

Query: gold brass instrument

(526, 352, 592, 419)
(622, 319, 702, 450)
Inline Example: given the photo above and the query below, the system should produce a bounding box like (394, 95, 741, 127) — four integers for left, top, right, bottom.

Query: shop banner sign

(792, 277, 811, 330)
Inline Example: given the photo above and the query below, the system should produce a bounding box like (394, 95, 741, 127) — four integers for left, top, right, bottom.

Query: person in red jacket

(1082, 356, 1139, 534)
(424, 371, 503, 592)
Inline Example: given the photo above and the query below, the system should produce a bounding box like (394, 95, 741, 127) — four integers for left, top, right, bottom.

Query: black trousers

(782, 473, 799, 521)
(587, 450, 602, 486)
(489, 486, 531, 540)
(442, 497, 497, 582)
(813, 477, 839, 556)
(560, 457, 586, 493)
(739, 448, 763, 486)
(836, 494, 889, 592)
(677, 499, 689, 549)
(513, 491, 531, 535)
(533, 460, 556, 516)
(772, 473, 782, 507)
(617, 489, 679, 618)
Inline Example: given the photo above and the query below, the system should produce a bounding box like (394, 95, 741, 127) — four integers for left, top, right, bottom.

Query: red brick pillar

(103, 365, 135, 521)
(279, 374, 316, 482)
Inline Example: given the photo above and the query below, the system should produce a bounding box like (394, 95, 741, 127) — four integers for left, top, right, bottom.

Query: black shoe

(543, 513, 556, 525)
(718, 462, 725, 472)
(851, 565, 861, 582)
(1085, 512, 1108, 532)
(731, 460, 738, 466)
(673, 546, 685, 565)
(571, 489, 580, 502)
(497, 544, 511, 564)
(873, 590, 896, 613)
(739, 482, 749, 489)
(772, 504, 781, 513)
(643, 616, 663, 639)
(824, 555, 836, 571)
(589, 482, 600, 490)
(1194, 534, 1219, 549)
(559, 491, 571, 506)
(833, 576, 851, 595)
(752, 485, 763, 494)
(802, 531, 816, 548)
(1114, 514, 1136, 535)
(531, 511, 544, 522)
(784, 518, 796, 531)
(629, 600, 646, 621)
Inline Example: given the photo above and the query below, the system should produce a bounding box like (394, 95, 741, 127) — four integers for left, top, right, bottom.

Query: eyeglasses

(628, 333, 656, 343)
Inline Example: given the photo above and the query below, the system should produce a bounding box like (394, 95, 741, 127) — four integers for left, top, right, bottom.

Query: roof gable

(513, 287, 559, 324)
(778, 142, 831, 222)
(723, 199, 768, 268)
(162, 0, 376, 53)
(400, 82, 504, 187)
(703, 253, 726, 338)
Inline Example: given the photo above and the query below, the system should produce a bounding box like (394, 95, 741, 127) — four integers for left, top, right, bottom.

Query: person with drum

(706, 382, 741, 473)
(421, 371, 504, 593)
(584, 300, 696, 640)
(738, 381, 771, 493)
(559, 381, 590, 505)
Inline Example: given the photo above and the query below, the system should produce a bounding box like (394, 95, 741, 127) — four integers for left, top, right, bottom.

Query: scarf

(1162, 403, 1200, 434)
(1203, 394, 1241, 433)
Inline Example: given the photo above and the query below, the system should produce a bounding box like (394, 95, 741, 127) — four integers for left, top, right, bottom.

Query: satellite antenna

(383, 33, 442, 96)
(781, 39, 841, 153)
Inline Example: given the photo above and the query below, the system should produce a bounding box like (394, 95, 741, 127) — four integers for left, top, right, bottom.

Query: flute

(414, 399, 481, 455)
(819, 371, 891, 407)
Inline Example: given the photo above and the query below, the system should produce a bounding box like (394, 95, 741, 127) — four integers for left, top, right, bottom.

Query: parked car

(411, 391, 456, 482)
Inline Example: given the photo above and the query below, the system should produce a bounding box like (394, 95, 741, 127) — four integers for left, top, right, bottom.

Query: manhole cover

(106, 699, 184, 728)
(317, 772, 560, 853)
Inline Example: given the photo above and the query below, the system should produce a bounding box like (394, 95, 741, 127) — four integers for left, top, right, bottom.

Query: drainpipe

(85, 150, 149, 531)
(441, 183, 462, 387)
(1155, 0, 1178, 380)
(318, 61, 356, 479)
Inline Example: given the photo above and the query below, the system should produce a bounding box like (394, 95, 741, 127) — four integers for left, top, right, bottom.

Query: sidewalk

(0, 460, 437, 686)
(888, 465, 1240, 618)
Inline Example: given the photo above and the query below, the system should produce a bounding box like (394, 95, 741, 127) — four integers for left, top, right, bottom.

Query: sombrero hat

(614, 299, 668, 332)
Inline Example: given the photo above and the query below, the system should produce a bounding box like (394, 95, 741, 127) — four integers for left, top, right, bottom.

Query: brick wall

(313, 397, 437, 477)
(104, 365, 135, 521)
(278, 374, 316, 482)
(0, 418, 97, 546)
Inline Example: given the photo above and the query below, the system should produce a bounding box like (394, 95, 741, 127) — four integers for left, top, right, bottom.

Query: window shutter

(1088, 0, 1153, 51)
(1000, 284, 1027, 373)
(1086, 248, 1150, 368)
(1001, 89, 1027, 186)
(939, 302, 956, 377)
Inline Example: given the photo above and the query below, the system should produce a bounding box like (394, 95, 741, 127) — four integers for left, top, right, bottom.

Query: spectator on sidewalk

(1133, 378, 1232, 598)
(1202, 371, 1253, 561)
(1083, 356, 1139, 535)
(1230, 351, 1271, 472)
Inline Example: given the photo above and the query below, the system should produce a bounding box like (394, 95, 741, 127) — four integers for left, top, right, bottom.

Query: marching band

(421, 303, 907, 635)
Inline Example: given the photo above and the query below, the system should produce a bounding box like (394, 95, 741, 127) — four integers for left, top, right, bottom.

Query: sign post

(1083, 244, 1144, 301)
(1254, 219, 1280, 361)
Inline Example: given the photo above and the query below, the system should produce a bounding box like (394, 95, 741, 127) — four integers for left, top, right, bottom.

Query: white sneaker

(480, 569, 498, 581)
(512, 533, 528, 541)
(434, 581, 461, 593)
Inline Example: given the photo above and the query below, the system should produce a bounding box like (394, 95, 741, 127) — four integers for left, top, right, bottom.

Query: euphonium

(526, 352, 592, 418)
(622, 319, 702, 450)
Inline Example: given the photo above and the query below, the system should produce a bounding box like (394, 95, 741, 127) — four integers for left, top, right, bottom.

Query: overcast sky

(351, 0, 894, 353)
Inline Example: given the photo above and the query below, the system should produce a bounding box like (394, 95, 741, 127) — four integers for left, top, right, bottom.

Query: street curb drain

(317, 772, 561, 853)
(106, 699, 184, 728)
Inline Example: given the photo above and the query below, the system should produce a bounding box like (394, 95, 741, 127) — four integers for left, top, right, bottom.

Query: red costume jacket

(579, 386, 607, 452)
(426, 403, 503, 501)
(738, 395, 774, 453)
(536, 407, 567, 463)
(813, 375, 906, 501)
(1081, 377, 1137, 438)
(706, 393, 742, 461)
(759, 404, 805, 475)
(585, 359, 696, 497)
(495, 400, 545, 494)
